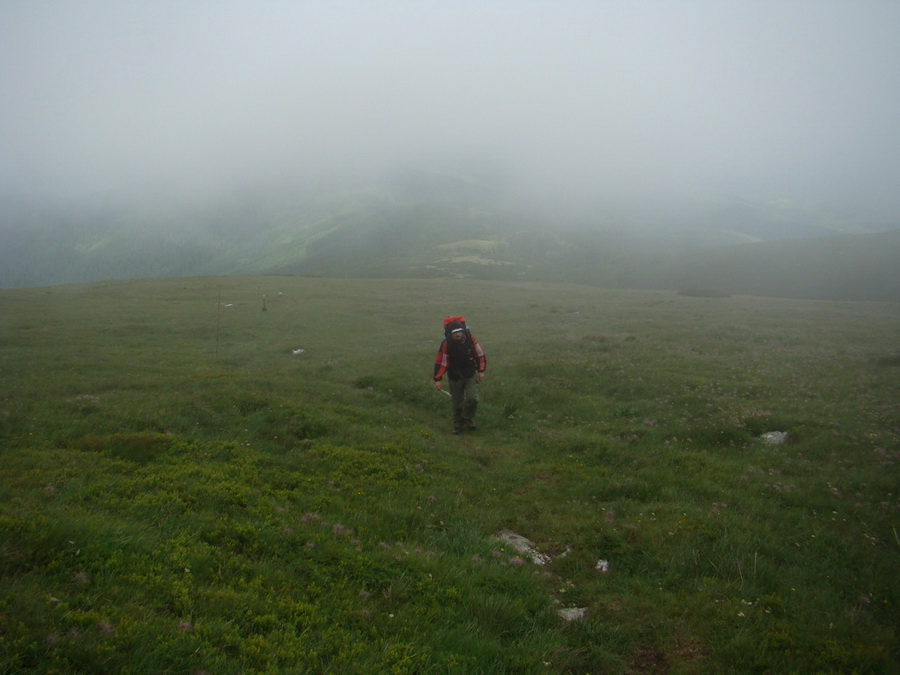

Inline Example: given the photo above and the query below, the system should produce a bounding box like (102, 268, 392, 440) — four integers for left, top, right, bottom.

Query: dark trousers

(449, 376, 479, 422)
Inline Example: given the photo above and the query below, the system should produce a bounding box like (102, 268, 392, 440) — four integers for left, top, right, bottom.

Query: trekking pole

(215, 287, 222, 359)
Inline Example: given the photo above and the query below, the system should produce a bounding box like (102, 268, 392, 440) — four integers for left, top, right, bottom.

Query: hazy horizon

(2, 1, 899, 224)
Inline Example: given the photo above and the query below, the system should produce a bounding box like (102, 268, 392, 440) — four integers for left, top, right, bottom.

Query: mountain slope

(1, 176, 897, 300)
(667, 229, 900, 301)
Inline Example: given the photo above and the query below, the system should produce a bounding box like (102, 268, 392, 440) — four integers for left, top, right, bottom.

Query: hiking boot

(463, 418, 477, 430)
(452, 421, 462, 434)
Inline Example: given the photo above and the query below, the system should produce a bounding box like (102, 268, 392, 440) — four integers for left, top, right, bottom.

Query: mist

(2, 0, 900, 225)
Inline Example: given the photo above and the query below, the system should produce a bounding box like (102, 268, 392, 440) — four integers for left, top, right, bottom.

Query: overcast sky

(2, 0, 899, 217)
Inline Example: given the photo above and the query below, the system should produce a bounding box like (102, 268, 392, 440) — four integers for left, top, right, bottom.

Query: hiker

(433, 317, 486, 434)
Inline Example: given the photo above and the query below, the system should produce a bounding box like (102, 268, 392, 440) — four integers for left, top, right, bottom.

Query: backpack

(442, 315, 469, 340)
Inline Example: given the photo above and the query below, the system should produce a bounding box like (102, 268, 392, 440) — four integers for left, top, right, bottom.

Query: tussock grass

(1, 276, 898, 672)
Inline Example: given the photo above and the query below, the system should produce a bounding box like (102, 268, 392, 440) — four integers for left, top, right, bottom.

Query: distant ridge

(1, 175, 897, 301)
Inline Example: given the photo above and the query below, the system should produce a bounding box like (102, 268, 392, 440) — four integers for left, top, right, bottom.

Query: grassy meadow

(1, 276, 898, 673)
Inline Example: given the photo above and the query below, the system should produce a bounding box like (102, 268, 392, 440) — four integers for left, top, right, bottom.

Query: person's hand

(434, 380, 442, 391)
(477, 372, 484, 382)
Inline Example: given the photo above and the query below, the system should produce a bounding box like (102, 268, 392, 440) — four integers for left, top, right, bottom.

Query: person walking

(433, 317, 486, 434)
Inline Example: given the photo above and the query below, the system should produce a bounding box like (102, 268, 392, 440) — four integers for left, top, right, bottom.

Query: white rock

(558, 607, 587, 621)
(496, 529, 552, 566)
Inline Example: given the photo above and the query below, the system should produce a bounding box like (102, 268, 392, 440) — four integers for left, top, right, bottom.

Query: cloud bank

(2, 1, 899, 219)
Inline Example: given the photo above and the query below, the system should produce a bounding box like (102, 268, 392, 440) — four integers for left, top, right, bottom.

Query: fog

(2, 0, 899, 223)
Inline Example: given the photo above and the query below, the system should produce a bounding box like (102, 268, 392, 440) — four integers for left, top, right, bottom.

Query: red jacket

(433, 333, 486, 381)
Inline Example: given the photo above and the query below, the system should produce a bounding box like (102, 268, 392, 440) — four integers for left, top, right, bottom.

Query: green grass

(1, 276, 898, 673)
